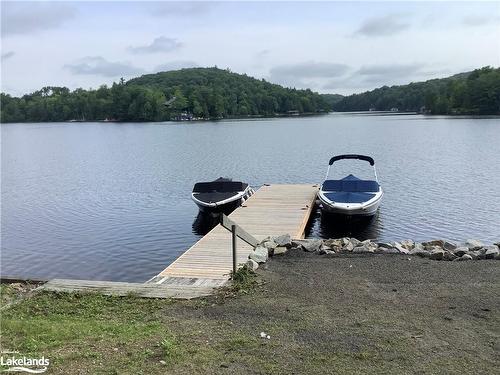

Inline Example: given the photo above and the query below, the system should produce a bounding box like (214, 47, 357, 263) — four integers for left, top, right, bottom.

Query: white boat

(191, 177, 254, 214)
(318, 154, 383, 217)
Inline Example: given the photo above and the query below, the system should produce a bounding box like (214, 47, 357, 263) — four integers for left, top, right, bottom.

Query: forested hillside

(320, 93, 344, 108)
(2, 66, 498, 122)
(0, 68, 330, 123)
(333, 67, 500, 115)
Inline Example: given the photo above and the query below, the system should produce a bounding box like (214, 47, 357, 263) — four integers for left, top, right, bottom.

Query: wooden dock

(41, 278, 220, 299)
(38, 184, 318, 299)
(149, 184, 318, 285)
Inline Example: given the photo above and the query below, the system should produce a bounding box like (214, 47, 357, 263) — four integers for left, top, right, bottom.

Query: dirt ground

(202, 251, 500, 374)
(1, 252, 499, 374)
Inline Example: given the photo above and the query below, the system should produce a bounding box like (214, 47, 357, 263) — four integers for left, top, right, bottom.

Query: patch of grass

(2, 310, 162, 353)
(228, 265, 258, 293)
(160, 336, 181, 363)
(0, 284, 14, 304)
(1, 292, 166, 357)
(0, 291, 191, 374)
(221, 334, 260, 352)
(1, 282, 40, 309)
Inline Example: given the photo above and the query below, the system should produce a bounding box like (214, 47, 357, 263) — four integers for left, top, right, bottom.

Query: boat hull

(318, 191, 382, 217)
(191, 186, 254, 214)
(194, 198, 242, 214)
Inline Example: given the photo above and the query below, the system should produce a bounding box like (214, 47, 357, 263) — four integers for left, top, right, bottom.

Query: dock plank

(41, 279, 217, 299)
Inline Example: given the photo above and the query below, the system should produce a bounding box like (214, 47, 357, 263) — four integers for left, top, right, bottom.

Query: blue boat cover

(322, 175, 380, 193)
(323, 192, 377, 204)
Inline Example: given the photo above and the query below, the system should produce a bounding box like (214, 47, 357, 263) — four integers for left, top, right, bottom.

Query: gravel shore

(212, 251, 500, 374)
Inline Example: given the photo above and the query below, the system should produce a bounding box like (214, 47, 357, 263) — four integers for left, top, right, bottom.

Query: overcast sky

(1, 1, 499, 96)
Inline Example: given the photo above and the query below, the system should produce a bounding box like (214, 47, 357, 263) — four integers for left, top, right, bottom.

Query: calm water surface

(2, 114, 499, 281)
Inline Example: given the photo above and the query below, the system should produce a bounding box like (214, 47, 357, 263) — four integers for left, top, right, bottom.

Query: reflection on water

(192, 212, 220, 236)
(307, 205, 383, 240)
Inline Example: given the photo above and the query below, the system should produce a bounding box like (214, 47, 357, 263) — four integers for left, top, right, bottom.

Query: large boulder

(378, 247, 401, 254)
(401, 239, 415, 250)
(430, 247, 445, 260)
(324, 239, 343, 249)
(341, 238, 351, 247)
(377, 242, 393, 250)
(443, 251, 458, 261)
(249, 246, 269, 263)
(443, 241, 458, 251)
(413, 243, 425, 251)
(453, 247, 469, 257)
(464, 239, 483, 251)
(409, 248, 430, 258)
(483, 245, 499, 259)
(466, 250, 480, 260)
(377, 242, 399, 253)
(455, 254, 473, 261)
(343, 241, 355, 252)
(392, 242, 409, 254)
(262, 240, 277, 251)
(291, 240, 305, 249)
(273, 246, 288, 256)
(353, 245, 375, 253)
(350, 238, 361, 247)
(273, 234, 292, 248)
(319, 245, 336, 255)
(300, 239, 323, 252)
(259, 236, 272, 244)
(422, 240, 444, 249)
(245, 259, 259, 271)
(361, 239, 378, 252)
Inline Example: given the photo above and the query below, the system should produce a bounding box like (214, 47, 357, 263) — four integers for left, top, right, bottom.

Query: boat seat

(323, 192, 377, 204)
(322, 179, 379, 193)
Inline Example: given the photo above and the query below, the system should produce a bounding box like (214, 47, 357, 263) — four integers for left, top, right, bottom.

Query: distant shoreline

(3, 111, 500, 124)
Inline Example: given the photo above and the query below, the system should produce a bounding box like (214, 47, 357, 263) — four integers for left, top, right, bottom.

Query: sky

(1, 1, 499, 96)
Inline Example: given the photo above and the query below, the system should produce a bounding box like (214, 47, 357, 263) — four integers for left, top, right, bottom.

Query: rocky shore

(246, 235, 500, 271)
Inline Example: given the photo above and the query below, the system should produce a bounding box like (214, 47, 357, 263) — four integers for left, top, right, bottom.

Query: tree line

(0, 68, 331, 123)
(333, 67, 500, 115)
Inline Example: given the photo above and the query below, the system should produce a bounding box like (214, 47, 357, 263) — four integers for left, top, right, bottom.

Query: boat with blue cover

(318, 154, 383, 217)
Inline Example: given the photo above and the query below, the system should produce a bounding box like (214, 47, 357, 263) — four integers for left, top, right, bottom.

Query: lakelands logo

(0, 351, 49, 373)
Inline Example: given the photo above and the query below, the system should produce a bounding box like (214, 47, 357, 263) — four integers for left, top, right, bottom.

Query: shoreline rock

(243, 236, 499, 269)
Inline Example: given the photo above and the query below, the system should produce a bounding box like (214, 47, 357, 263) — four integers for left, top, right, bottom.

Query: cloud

(358, 63, 425, 78)
(64, 56, 144, 77)
(256, 49, 271, 58)
(150, 2, 215, 17)
(1, 51, 15, 61)
(462, 15, 500, 27)
(128, 36, 182, 54)
(354, 14, 410, 37)
(1, 2, 76, 37)
(323, 63, 428, 93)
(353, 63, 426, 86)
(270, 61, 349, 80)
(269, 61, 350, 89)
(323, 78, 364, 91)
(154, 61, 199, 72)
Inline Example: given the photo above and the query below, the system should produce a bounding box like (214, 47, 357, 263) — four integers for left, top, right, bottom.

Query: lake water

(1, 114, 499, 282)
